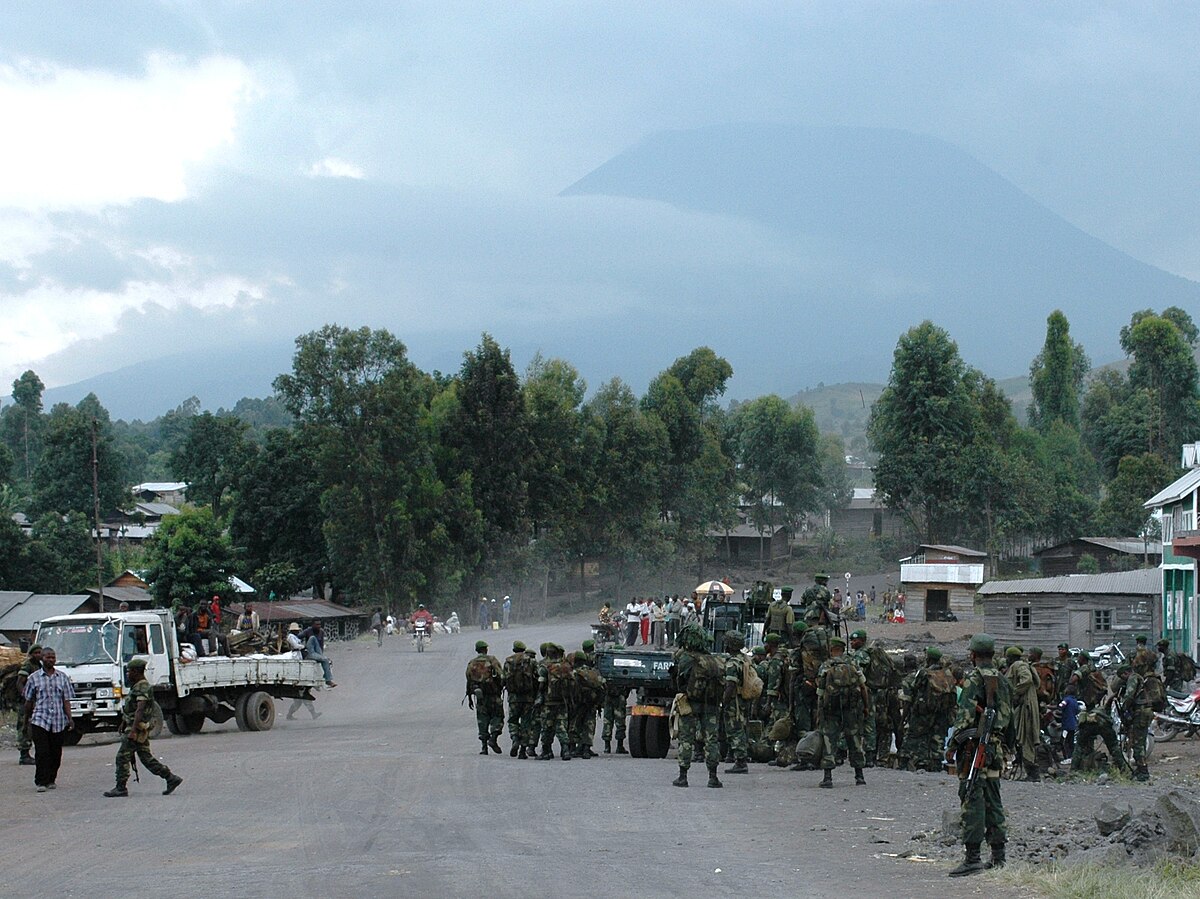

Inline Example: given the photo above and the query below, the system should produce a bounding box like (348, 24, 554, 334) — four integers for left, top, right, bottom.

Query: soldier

(672, 623, 724, 788)
(536, 644, 573, 760)
(761, 633, 790, 765)
(465, 639, 504, 755)
(1006, 646, 1041, 781)
(1118, 651, 1160, 782)
(570, 650, 604, 759)
(1053, 642, 1076, 701)
(502, 640, 538, 758)
(815, 635, 868, 787)
(749, 645, 768, 723)
(601, 673, 629, 754)
(720, 631, 751, 774)
(15, 644, 42, 766)
(947, 634, 1012, 877)
(103, 658, 182, 797)
(1071, 701, 1130, 776)
(801, 573, 833, 621)
(900, 647, 956, 771)
(1156, 638, 1184, 691)
(764, 587, 796, 636)
(849, 629, 894, 767)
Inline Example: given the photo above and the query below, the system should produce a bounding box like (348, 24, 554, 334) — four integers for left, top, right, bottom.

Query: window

(149, 623, 165, 654)
(1093, 610, 1112, 632)
(1014, 607, 1030, 630)
(1162, 511, 1173, 544)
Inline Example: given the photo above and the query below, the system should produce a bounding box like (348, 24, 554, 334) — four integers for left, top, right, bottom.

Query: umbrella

(694, 580, 734, 596)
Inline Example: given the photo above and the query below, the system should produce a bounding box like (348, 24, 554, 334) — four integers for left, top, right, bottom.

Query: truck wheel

(244, 691, 276, 732)
(628, 714, 647, 758)
(646, 715, 671, 759)
(234, 692, 253, 731)
(165, 714, 186, 736)
(183, 713, 206, 734)
(62, 728, 84, 746)
(148, 716, 164, 740)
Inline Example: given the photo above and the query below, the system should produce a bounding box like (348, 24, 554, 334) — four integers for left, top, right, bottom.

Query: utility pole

(91, 419, 106, 611)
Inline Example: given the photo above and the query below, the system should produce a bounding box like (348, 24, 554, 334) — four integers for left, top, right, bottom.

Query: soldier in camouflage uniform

(786, 620, 827, 770)
(761, 633, 790, 765)
(103, 658, 182, 797)
(815, 635, 868, 787)
(764, 587, 796, 636)
(672, 623, 724, 788)
(15, 645, 42, 766)
(849, 628, 895, 767)
(502, 640, 538, 758)
(1118, 652, 1158, 781)
(568, 651, 603, 759)
(465, 640, 505, 755)
(601, 675, 629, 754)
(1053, 642, 1076, 702)
(1071, 703, 1130, 776)
(900, 647, 955, 771)
(801, 573, 833, 621)
(536, 644, 573, 760)
(947, 634, 1012, 877)
(721, 631, 751, 774)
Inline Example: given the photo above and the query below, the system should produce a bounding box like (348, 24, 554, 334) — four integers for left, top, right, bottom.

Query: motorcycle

(412, 621, 430, 653)
(1071, 641, 1126, 670)
(1150, 686, 1200, 742)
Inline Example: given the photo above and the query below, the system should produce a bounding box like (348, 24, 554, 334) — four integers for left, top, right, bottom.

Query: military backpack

(685, 652, 725, 703)
(574, 666, 605, 704)
(1140, 674, 1167, 712)
(1033, 662, 1056, 703)
(864, 645, 894, 690)
(924, 667, 958, 713)
(466, 657, 502, 695)
(545, 658, 574, 701)
(1177, 654, 1197, 684)
(739, 654, 764, 701)
(1079, 669, 1108, 707)
(505, 654, 539, 695)
(824, 657, 861, 693)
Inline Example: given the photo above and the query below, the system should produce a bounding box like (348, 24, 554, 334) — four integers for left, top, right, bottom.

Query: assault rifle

(965, 675, 998, 795)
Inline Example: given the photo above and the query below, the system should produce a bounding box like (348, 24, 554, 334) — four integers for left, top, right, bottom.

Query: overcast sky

(3, 2, 1199, 398)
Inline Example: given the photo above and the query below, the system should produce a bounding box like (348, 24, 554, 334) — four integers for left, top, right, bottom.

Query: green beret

(926, 647, 943, 660)
(539, 642, 551, 656)
(752, 645, 766, 656)
(724, 631, 745, 648)
(830, 635, 846, 647)
(969, 633, 995, 653)
(573, 651, 588, 663)
(512, 641, 526, 652)
(475, 640, 488, 652)
(1135, 634, 1148, 643)
(1057, 642, 1069, 649)
(1157, 637, 1170, 647)
(815, 573, 830, 581)
(765, 633, 782, 645)
(792, 621, 808, 634)
(127, 658, 148, 669)
(582, 640, 595, 651)
(780, 586, 794, 596)
(850, 629, 867, 640)
(1005, 646, 1022, 659)
(28, 644, 41, 653)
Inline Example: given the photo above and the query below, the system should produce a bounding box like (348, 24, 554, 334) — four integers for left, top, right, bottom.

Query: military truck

(34, 609, 325, 743)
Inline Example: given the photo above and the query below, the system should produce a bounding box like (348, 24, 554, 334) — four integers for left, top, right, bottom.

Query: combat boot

(819, 769, 833, 789)
(1024, 764, 1040, 782)
(986, 843, 1006, 869)
(488, 734, 502, 754)
(1134, 765, 1150, 782)
(854, 767, 866, 785)
(536, 746, 554, 761)
(526, 745, 538, 758)
(724, 759, 749, 774)
(615, 739, 627, 754)
(479, 738, 489, 755)
(18, 752, 34, 766)
(672, 766, 688, 787)
(163, 775, 183, 795)
(559, 747, 571, 761)
(707, 766, 723, 788)
(603, 739, 612, 754)
(103, 786, 129, 798)
(510, 741, 519, 757)
(948, 843, 985, 877)
(517, 746, 528, 760)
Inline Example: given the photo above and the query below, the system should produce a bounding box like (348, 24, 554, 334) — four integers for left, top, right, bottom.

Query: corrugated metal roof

(0, 595, 95, 632)
(921, 544, 988, 558)
(979, 568, 1160, 597)
(706, 524, 786, 539)
(134, 502, 180, 517)
(1034, 537, 1163, 556)
(0, 592, 32, 619)
(1145, 467, 1200, 508)
(132, 482, 187, 493)
(83, 585, 153, 605)
(228, 599, 365, 623)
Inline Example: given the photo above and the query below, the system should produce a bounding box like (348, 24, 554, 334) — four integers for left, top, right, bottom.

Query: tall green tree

(1119, 309, 1200, 459)
(170, 412, 250, 519)
(144, 506, 235, 606)
(523, 355, 588, 537)
(1028, 310, 1090, 431)
(1094, 452, 1175, 536)
(31, 395, 127, 516)
(1, 369, 45, 484)
(22, 512, 94, 594)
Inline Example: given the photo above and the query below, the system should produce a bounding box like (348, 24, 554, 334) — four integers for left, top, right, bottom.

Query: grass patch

(995, 859, 1200, 899)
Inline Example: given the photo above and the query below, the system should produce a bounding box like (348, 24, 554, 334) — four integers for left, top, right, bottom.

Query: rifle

(965, 675, 998, 795)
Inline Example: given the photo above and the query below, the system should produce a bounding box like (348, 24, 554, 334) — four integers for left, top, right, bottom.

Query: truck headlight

(94, 687, 113, 699)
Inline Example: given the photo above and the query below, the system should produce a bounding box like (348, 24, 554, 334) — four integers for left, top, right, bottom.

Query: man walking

(104, 658, 182, 797)
(503, 640, 538, 758)
(22, 648, 75, 792)
(465, 640, 504, 755)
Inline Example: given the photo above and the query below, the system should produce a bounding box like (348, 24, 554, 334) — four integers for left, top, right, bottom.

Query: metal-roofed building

(228, 598, 369, 642)
(708, 522, 789, 562)
(1034, 537, 1163, 577)
(900, 544, 987, 621)
(0, 594, 98, 645)
(1144, 443, 1200, 658)
(979, 568, 1161, 651)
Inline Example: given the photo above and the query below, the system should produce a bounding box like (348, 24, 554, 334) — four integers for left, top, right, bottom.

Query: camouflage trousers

(865, 688, 892, 761)
(1071, 717, 1130, 773)
(474, 693, 504, 741)
(569, 703, 597, 750)
(900, 709, 949, 769)
(601, 692, 627, 742)
(114, 736, 173, 788)
(17, 706, 31, 756)
(1128, 709, 1153, 767)
(677, 704, 721, 771)
(958, 754, 1006, 846)
(818, 704, 865, 770)
(722, 698, 749, 761)
(540, 703, 570, 752)
(506, 695, 537, 746)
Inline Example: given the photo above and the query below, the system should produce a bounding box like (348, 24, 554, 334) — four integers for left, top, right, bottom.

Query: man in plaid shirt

(23, 648, 76, 792)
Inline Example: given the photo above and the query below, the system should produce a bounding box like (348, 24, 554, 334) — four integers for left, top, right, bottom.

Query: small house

(709, 522, 789, 562)
(829, 488, 908, 539)
(227, 597, 370, 643)
(1144, 442, 1200, 658)
(1033, 537, 1162, 576)
(131, 482, 188, 506)
(978, 568, 1160, 651)
(0, 593, 99, 646)
(899, 544, 987, 621)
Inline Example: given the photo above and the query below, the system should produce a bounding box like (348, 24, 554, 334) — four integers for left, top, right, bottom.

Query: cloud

(307, 157, 366, 179)
(0, 54, 258, 210)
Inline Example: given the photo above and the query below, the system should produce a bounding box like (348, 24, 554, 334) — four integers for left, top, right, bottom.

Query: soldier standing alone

(672, 623, 724, 788)
(465, 640, 504, 755)
(104, 658, 182, 797)
(815, 635, 868, 788)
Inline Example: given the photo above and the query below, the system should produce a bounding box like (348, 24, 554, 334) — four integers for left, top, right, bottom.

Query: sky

(3, 2, 1200, 406)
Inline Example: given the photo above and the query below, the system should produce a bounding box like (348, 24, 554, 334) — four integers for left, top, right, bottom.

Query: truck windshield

(36, 620, 118, 666)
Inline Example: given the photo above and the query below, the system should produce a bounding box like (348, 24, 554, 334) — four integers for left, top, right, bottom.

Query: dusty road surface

(3, 619, 1046, 898)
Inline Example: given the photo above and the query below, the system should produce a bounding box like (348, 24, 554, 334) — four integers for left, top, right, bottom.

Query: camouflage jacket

(952, 664, 1013, 744)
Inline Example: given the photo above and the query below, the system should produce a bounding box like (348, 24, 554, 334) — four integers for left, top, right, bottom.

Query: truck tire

(628, 714, 647, 758)
(148, 716, 164, 740)
(244, 691, 276, 732)
(182, 712, 206, 734)
(645, 715, 671, 759)
(234, 692, 253, 731)
(165, 713, 186, 736)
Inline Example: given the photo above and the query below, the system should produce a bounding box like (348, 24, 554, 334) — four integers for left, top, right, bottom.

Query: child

(1059, 685, 1080, 761)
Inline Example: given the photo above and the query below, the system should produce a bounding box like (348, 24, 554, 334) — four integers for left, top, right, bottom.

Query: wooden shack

(1033, 537, 1162, 577)
(899, 544, 986, 621)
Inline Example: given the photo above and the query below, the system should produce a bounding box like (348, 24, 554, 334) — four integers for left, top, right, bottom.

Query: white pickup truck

(34, 609, 325, 743)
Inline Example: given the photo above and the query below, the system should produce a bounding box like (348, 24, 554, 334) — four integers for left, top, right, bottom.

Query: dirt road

(0, 618, 1101, 898)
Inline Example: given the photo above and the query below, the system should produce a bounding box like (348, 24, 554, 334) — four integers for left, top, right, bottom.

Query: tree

(1094, 452, 1175, 536)
(523, 354, 587, 538)
(170, 412, 250, 519)
(1077, 553, 1100, 574)
(1120, 310, 1200, 459)
(1, 369, 45, 484)
(22, 512, 94, 594)
(31, 396, 127, 517)
(252, 561, 302, 601)
(144, 506, 235, 606)
(1028, 310, 1089, 431)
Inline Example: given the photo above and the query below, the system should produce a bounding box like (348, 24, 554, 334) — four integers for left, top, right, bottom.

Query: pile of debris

(0, 646, 29, 709)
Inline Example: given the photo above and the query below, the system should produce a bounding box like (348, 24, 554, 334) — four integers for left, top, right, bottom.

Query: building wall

(982, 592, 1157, 651)
(904, 583, 977, 621)
(1039, 544, 1161, 577)
(713, 531, 789, 561)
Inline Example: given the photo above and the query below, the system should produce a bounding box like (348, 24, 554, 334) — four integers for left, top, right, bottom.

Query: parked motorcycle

(1071, 641, 1126, 670)
(1150, 686, 1200, 742)
(413, 620, 430, 653)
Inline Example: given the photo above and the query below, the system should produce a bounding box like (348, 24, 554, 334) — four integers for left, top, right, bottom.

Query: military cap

(1135, 634, 1148, 643)
(475, 640, 488, 652)
(926, 647, 943, 660)
(573, 651, 588, 663)
(127, 657, 148, 669)
(539, 642, 551, 656)
(830, 635, 846, 647)
(968, 633, 995, 653)
(752, 645, 766, 656)
(724, 631, 745, 648)
(780, 586, 794, 596)
(814, 572, 830, 581)
(764, 633, 783, 645)
(28, 644, 41, 653)
(850, 629, 867, 640)
(582, 639, 595, 651)
(791, 621, 809, 634)
(1057, 642, 1069, 649)
(1005, 646, 1022, 659)
(512, 640, 526, 652)
(1157, 637, 1170, 647)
